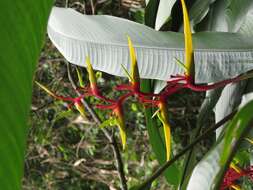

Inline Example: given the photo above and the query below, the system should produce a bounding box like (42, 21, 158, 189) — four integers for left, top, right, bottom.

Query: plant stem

(90, 0, 95, 14)
(136, 110, 237, 189)
(66, 62, 128, 190)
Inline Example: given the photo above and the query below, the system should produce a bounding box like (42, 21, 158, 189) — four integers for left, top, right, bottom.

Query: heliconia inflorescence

(220, 163, 253, 190)
(36, 0, 253, 164)
(164, 0, 253, 92)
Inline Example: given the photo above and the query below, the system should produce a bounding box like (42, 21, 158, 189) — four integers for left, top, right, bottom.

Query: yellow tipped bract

(115, 107, 127, 150)
(245, 137, 253, 145)
(127, 36, 140, 84)
(158, 102, 171, 161)
(35, 81, 58, 99)
(117, 117, 127, 150)
(76, 67, 85, 87)
(231, 185, 241, 190)
(181, 0, 193, 76)
(74, 101, 86, 118)
(230, 162, 241, 173)
(86, 56, 97, 87)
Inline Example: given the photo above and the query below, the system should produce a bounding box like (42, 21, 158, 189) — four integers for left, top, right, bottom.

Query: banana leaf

(48, 7, 253, 84)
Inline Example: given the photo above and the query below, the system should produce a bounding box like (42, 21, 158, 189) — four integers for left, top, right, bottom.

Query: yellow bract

(76, 67, 85, 87)
(117, 116, 127, 150)
(231, 185, 241, 190)
(230, 162, 241, 173)
(127, 36, 140, 84)
(86, 56, 97, 86)
(158, 103, 171, 161)
(74, 102, 86, 118)
(114, 107, 127, 150)
(35, 81, 58, 99)
(181, 0, 193, 76)
(245, 137, 253, 145)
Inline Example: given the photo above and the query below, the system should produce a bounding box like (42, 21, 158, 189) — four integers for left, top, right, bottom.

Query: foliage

(45, 0, 253, 189)
(0, 1, 53, 190)
(1, 0, 253, 190)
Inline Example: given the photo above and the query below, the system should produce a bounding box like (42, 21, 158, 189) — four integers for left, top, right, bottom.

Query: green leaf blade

(186, 100, 253, 190)
(0, 1, 53, 189)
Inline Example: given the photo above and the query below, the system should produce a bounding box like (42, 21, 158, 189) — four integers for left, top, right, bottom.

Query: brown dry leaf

(73, 158, 86, 167)
(72, 115, 95, 125)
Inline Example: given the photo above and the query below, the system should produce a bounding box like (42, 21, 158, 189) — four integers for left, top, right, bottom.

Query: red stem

(186, 77, 240, 92)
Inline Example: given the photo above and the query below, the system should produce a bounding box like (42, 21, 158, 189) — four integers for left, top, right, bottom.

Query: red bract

(95, 93, 132, 150)
(220, 165, 253, 190)
(77, 57, 115, 104)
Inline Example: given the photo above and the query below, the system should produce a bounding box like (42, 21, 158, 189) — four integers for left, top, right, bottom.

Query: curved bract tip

(114, 106, 127, 150)
(127, 36, 140, 85)
(180, 0, 194, 77)
(74, 101, 86, 118)
(86, 56, 97, 89)
(157, 102, 171, 161)
(35, 81, 58, 99)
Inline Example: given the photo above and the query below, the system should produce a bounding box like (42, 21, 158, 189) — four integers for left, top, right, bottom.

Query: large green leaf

(208, 0, 253, 137)
(240, 78, 253, 107)
(190, 4, 253, 188)
(239, 10, 253, 36)
(144, 0, 160, 28)
(186, 100, 253, 189)
(196, 0, 253, 32)
(155, 0, 177, 30)
(189, 0, 218, 26)
(0, 1, 53, 189)
(197, 0, 253, 140)
(48, 7, 253, 84)
(214, 82, 247, 138)
(179, 88, 223, 189)
(225, 0, 253, 32)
